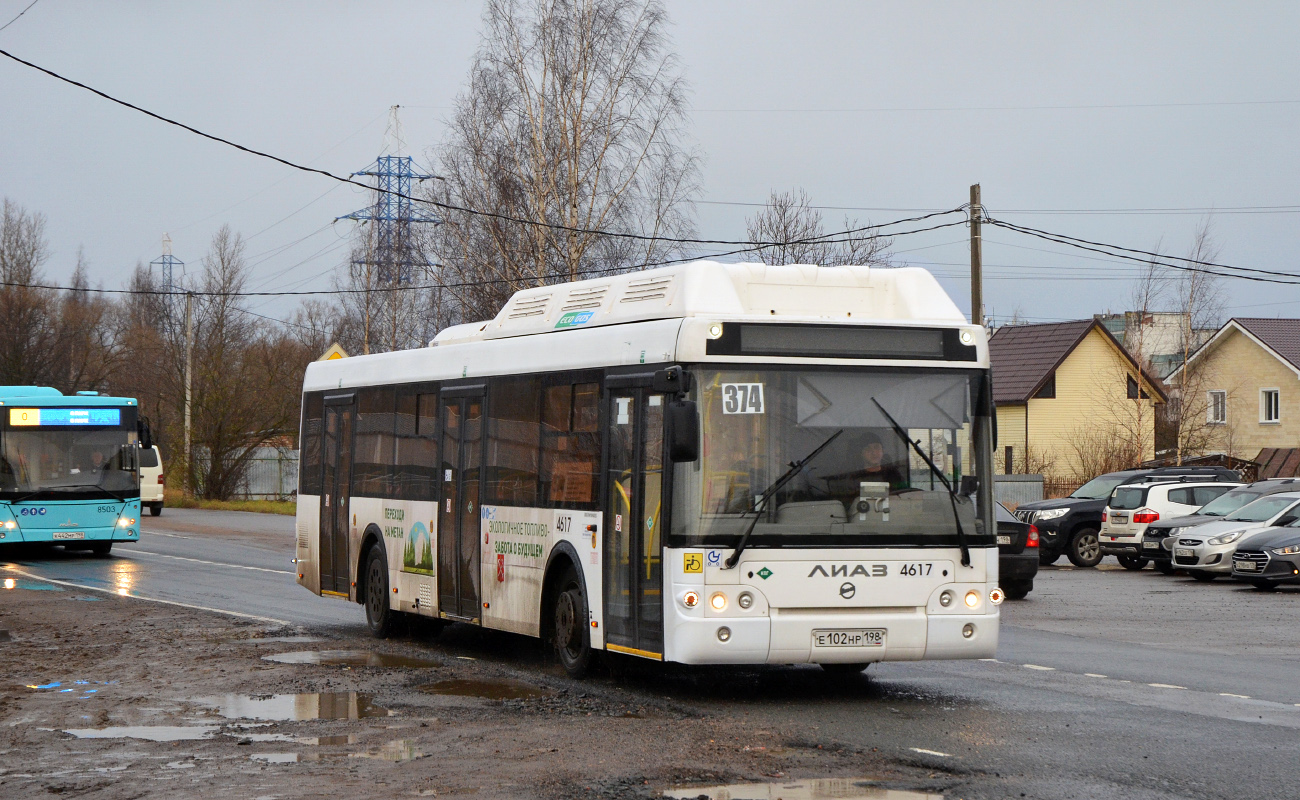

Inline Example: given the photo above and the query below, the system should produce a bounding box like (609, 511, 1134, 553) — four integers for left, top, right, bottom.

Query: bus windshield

(0, 426, 139, 500)
(671, 367, 993, 548)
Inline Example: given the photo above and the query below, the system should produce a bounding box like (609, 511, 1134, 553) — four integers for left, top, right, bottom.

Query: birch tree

(745, 188, 892, 267)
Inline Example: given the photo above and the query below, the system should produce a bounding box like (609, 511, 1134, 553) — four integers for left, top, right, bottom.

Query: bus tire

(552, 568, 593, 679)
(363, 546, 394, 639)
(89, 542, 112, 557)
(820, 663, 870, 675)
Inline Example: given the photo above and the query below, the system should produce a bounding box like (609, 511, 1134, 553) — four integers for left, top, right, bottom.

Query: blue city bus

(0, 387, 142, 556)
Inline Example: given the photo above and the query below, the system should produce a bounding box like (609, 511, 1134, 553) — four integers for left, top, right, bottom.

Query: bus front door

(603, 390, 665, 659)
(438, 392, 483, 621)
(320, 396, 355, 595)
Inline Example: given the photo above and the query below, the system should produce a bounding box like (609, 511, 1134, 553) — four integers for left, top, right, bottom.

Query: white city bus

(295, 261, 1001, 676)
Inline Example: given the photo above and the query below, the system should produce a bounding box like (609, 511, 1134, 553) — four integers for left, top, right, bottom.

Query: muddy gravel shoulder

(0, 587, 957, 799)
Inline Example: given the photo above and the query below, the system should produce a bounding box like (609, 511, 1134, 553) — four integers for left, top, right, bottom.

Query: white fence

(193, 446, 298, 500)
(994, 474, 1044, 508)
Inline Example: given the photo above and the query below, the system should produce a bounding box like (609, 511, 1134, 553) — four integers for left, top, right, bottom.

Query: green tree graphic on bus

(402, 521, 434, 575)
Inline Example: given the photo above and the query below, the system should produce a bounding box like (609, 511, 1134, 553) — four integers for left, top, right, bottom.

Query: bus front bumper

(2, 525, 140, 544)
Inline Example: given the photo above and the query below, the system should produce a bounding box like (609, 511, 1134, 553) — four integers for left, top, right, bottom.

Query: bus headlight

(737, 591, 753, 609)
(682, 591, 700, 608)
(989, 588, 1004, 605)
(117, 517, 136, 528)
(709, 592, 727, 611)
(3, 520, 15, 529)
(964, 590, 980, 609)
(939, 590, 954, 607)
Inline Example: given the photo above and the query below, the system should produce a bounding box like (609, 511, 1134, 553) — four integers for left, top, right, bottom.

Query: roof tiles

(988, 320, 1094, 404)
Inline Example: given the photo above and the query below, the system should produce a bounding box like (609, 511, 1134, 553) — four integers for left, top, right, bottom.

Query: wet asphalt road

(4, 511, 1300, 799)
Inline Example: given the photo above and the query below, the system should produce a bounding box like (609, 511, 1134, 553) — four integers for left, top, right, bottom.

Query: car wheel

(150, 503, 162, 517)
(1250, 580, 1278, 591)
(1117, 555, 1148, 571)
(1153, 560, 1175, 575)
(820, 663, 870, 675)
(1002, 581, 1031, 600)
(1039, 549, 1062, 566)
(552, 568, 593, 678)
(364, 546, 394, 639)
(1066, 528, 1102, 568)
(1189, 571, 1217, 582)
(88, 542, 112, 557)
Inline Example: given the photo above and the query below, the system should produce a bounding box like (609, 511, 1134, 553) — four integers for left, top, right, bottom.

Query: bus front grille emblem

(839, 582, 856, 599)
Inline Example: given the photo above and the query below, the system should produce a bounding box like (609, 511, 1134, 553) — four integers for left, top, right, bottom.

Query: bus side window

(486, 376, 542, 507)
(354, 387, 396, 497)
(541, 381, 601, 510)
(393, 388, 438, 502)
(299, 392, 324, 496)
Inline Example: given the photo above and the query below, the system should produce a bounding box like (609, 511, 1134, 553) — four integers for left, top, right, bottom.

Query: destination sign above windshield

(8, 408, 122, 426)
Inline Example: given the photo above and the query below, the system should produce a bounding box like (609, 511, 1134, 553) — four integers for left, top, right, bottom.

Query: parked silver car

(1169, 492, 1300, 581)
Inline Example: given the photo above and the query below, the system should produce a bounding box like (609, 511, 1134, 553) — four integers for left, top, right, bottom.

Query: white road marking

(909, 747, 952, 757)
(1023, 664, 1055, 671)
(1220, 693, 1251, 699)
(978, 658, 1000, 662)
(0, 565, 289, 625)
(1149, 683, 1188, 690)
(130, 549, 292, 575)
(1085, 673, 1108, 678)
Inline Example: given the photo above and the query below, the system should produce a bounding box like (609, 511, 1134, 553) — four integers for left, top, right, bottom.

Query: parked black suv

(1014, 466, 1240, 567)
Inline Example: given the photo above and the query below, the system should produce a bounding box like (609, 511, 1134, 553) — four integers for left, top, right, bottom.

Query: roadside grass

(167, 495, 297, 516)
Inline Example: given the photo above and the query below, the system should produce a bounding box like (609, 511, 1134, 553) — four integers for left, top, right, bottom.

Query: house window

(1126, 375, 1149, 400)
(1261, 389, 1280, 424)
(1207, 391, 1226, 425)
(1034, 374, 1056, 399)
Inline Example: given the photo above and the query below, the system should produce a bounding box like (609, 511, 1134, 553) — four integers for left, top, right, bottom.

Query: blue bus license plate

(813, 629, 885, 648)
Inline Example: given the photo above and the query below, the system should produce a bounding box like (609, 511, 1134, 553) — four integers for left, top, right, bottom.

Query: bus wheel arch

(541, 543, 594, 678)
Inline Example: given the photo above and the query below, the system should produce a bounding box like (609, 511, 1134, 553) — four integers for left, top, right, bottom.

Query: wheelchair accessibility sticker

(683, 552, 703, 573)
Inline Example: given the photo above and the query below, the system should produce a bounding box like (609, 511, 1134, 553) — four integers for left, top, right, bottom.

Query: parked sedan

(1231, 523, 1300, 590)
(1169, 492, 1300, 581)
(1142, 479, 1300, 574)
(997, 502, 1038, 600)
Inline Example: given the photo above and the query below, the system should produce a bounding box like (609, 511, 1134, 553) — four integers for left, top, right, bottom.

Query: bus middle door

(438, 384, 485, 622)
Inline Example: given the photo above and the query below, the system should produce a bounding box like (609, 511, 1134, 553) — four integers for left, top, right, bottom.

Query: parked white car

(1169, 491, 1300, 581)
(1100, 479, 1241, 570)
(139, 444, 164, 516)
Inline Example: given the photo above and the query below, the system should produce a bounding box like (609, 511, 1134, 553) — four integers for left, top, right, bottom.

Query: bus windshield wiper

(870, 398, 972, 567)
(724, 429, 843, 570)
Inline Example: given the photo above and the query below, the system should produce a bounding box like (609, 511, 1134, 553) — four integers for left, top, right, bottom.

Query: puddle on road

(251, 739, 423, 765)
(663, 780, 943, 800)
(418, 678, 546, 701)
(3, 579, 63, 591)
(262, 650, 438, 668)
(65, 726, 219, 742)
(206, 692, 392, 721)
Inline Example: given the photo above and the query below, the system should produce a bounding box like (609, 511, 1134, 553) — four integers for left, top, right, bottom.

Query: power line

(0, 0, 38, 33)
(695, 99, 1300, 113)
(698, 199, 1300, 216)
(0, 46, 963, 249)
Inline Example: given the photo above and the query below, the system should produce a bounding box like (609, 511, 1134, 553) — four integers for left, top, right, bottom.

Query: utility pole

(970, 184, 983, 326)
(184, 291, 193, 495)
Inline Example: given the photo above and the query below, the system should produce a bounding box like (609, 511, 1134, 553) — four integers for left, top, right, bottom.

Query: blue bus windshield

(0, 426, 139, 499)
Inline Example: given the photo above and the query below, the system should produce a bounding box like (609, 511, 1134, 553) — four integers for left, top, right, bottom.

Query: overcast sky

(3, 1, 1299, 325)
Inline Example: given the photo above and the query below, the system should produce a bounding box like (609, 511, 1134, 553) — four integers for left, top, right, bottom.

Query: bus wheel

(552, 569, 593, 679)
(820, 663, 870, 675)
(89, 542, 112, 557)
(364, 547, 394, 639)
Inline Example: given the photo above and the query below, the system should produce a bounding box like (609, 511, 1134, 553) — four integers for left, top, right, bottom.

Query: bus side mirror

(959, 475, 979, 497)
(653, 366, 692, 395)
(666, 399, 699, 463)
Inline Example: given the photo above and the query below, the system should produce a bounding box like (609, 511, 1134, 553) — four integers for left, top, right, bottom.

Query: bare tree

(431, 0, 699, 320)
(1166, 218, 1228, 463)
(0, 198, 59, 385)
(745, 188, 892, 267)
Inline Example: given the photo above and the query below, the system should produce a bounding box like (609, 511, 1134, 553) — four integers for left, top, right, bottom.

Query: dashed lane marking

(129, 549, 293, 575)
(0, 565, 289, 626)
(909, 748, 952, 757)
(1221, 693, 1251, 699)
(1085, 673, 1108, 678)
(1023, 664, 1056, 671)
(1149, 683, 1188, 690)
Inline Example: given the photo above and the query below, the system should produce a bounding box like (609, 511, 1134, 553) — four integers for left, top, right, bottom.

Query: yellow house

(990, 319, 1166, 482)
(1166, 318, 1300, 458)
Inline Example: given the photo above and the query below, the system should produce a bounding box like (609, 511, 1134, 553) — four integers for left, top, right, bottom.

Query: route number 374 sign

(722, 383, 764, 414)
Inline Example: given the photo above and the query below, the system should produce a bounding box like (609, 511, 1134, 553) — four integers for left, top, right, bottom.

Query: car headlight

(1166, 527, 1184, 536)
(1035, 508, 1068, 521)
(1208, 532, 1241, 545)
(1271, 544, 1300, 556)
